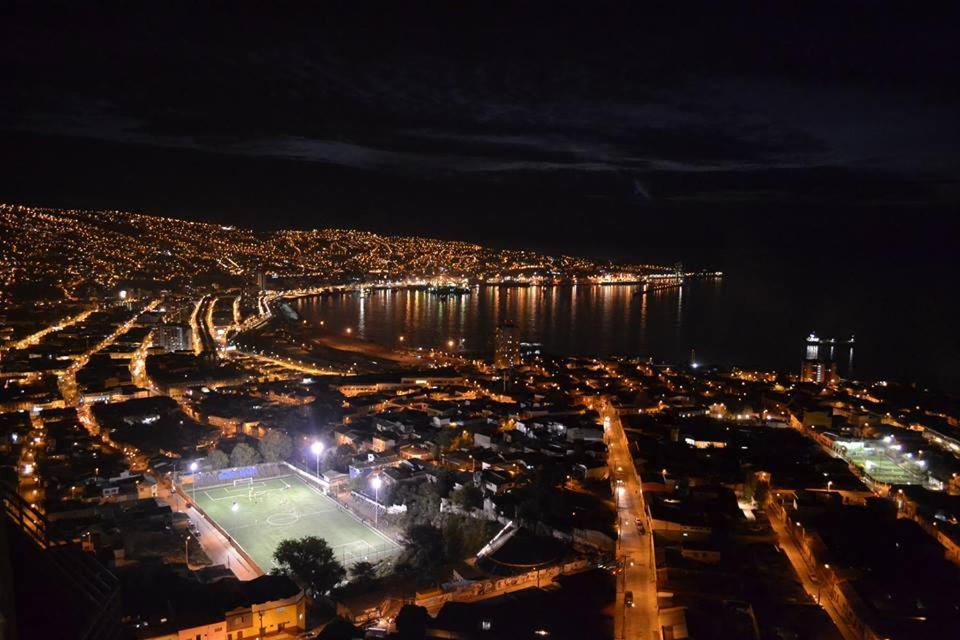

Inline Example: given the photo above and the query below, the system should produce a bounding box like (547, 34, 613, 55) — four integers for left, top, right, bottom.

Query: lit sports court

(193, 472, 398, 572)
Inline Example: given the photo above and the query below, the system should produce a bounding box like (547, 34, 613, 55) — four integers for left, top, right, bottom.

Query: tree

(743, 470, 771, 507)
(396, 604, 429, 640)
(442, 516, 466, 561)
(435, 429, 455, 450)
(259, 430, 293, 463)
(516, 467, 566, 525)
(207, 449, 230, 470)
(398, 524, 443, 572)
(433, 468, 455, 499)
(317, 618, 361, 640)
(451, 484, 483, 511)
(350, 560, 377, 584)
(326, 444, 355, 473)
(403, 482, 441, 527)
(316, 618, 360, 640)
(230, 442, 262, 468)
(439, 516, 498, 563)
(271, 536, 346, 599)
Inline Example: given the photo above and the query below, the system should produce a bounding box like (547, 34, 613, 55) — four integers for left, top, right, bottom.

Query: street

(601, 400, 660, 640)
(767, 509, 858, 640)
(158, 487, 263, 581)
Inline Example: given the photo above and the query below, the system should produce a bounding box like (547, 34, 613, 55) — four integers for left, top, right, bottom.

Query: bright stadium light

(370, 475, 382, 527)
(311, 441, 324, 478)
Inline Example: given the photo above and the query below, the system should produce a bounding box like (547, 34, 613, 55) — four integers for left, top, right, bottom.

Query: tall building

(800, 332, 854, 385)
(255, 271, 268, 291)
(800, 358, 838, 385)
(153, 323, 193, 352)
(494, 321, 521, 369)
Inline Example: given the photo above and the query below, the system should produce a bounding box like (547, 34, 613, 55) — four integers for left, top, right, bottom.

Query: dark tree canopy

(271, 536, 346, 599)
(207, 449, 230, 470)
(230, 442, 262, 467)
(392, 482, 440, 527)
(398, 524, 443, 573)
(350, 560, 377, 584)
(259, 430, 294, 462)
(451, 484, 483, 511)
(396, 604, 430, 640)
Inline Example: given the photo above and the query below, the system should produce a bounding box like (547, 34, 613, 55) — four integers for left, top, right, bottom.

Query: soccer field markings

(202, 484, 272, 501)
(201, 477, 301, 502)
(227, 507, 334, 531)
(195, 473, 400, 565)
(299, 477, 400, 550)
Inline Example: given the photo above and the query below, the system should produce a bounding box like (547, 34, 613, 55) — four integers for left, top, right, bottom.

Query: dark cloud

(1, 1, 958, 246)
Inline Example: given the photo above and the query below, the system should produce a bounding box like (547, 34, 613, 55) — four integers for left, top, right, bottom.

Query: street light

(311, 441, 324, 478)
(189, 461, 198, 503)
(185, 535, 191, 566)
(370, 475, 382, 528)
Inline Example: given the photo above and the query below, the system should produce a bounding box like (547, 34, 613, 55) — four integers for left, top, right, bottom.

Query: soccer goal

(233, 477, 254, 488)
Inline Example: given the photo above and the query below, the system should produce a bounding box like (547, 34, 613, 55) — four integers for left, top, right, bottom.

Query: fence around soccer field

(171, 482, 266, 577)
(335, 539, 398, 568)
(185, 461, 403, 551)
(281, 462, 404, 546)
(187, 461, 291, 490)
(183, 462, 400, 572)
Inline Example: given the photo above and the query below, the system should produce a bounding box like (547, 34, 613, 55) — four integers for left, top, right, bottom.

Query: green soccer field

(193, 473, 399, 572)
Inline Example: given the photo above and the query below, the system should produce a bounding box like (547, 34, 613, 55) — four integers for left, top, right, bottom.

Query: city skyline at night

(2, 4, 959, 640)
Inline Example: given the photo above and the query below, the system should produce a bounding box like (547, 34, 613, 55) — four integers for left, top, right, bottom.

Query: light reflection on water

(292, 283, 716, 363)
(289, 269, 960, 392)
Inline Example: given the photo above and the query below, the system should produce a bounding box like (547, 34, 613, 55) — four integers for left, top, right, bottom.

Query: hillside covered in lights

(1, 203, 667, 304)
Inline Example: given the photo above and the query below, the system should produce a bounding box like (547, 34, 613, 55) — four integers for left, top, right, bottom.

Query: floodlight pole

(311, 441, 324, 479)
(190, 461, 198, 504)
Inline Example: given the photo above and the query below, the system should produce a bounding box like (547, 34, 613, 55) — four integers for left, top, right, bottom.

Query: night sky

(2, 3, 958, 265)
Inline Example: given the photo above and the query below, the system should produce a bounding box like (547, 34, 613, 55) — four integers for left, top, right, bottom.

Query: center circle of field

(197, 474, 400, 571)
(266, 511, 300, 526)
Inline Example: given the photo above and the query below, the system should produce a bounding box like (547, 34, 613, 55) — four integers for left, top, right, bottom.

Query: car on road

(635, 517, 646, 534)
(625, 591, 634, 608)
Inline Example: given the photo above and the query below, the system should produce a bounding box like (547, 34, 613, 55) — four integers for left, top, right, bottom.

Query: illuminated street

(602, 399, 660, 640)
(2, 9, 959, 639)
